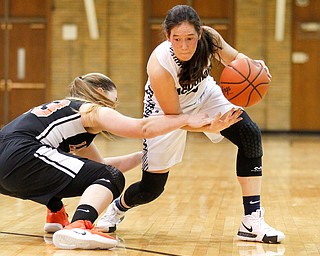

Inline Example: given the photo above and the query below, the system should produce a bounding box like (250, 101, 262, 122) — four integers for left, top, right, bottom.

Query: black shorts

(0, 134, 114, 205)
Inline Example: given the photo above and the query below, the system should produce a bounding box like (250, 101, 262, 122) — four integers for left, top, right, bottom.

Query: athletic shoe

(96, 201, 125, 233)
(44, 205, 70, 233)
(237, 208, 285, 243)
(53, 220, 118, 250)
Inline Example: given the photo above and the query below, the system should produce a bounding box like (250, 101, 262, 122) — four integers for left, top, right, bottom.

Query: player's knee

(93, 165, 125, 199)
(239, 121, 263, 159)
(236, 120, 263, 176)
(222, 112, 263, 159)
(124, 171, 169, 207)
(140, 171, 168, 201)
(221, 112, 263, 177)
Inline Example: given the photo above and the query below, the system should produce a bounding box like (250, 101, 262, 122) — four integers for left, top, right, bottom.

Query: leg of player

(221, 112, 285, 243)
(44, 197, 70, 233)
(53, 165, 125, 250)
(96, 171, 169, 232)
(237, 176, 284, 243)
(53, 184, 118, 250)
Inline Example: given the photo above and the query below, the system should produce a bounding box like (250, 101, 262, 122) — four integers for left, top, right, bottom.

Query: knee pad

(236, 153, 262, 177)
(239, 121, 263, 159)
(221, 112, 263, 159)
(124, 171, 169, 207)
(93, 165, 125, 199)
(221, 112, 263, 177)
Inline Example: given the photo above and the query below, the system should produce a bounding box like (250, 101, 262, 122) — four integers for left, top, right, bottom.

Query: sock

(47, 198, 63, 212)
(243, 195, 260, 215)
(115, 196, 130, 212)
(71, 204, 98, 223)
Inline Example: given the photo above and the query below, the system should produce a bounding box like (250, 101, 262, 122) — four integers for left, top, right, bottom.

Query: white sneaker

(53, 220, 118, 250)
(237, 208, 285, 243)
(96, 201, 126, 233)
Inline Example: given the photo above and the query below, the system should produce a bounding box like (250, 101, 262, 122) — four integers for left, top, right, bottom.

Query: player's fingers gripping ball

(219, 58, 270, 107)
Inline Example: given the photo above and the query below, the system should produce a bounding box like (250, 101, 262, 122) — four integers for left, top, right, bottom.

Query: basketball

(219, 58, 270, 107)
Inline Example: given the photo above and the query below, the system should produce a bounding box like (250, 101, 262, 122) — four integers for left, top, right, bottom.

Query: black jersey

(0, 99, 102, 205)
(1, 99, 96, 153)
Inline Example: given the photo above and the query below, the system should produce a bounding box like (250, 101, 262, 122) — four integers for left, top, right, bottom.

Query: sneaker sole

(96, 225, 117, 233)
(53, 229, 118, 250)
(237, 232, 282, 244)
(44, 223, 63, 233)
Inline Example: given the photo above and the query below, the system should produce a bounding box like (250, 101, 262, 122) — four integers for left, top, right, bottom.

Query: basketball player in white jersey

(97, 5, 285, 244)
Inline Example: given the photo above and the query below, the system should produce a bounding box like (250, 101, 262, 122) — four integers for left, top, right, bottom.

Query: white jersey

(144, 40, 216, 116)
(142, 41, 237, 170)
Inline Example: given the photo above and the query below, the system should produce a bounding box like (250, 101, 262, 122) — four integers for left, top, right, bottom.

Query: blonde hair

(68, 73, 117, 109)
(67, 73, 118, 138)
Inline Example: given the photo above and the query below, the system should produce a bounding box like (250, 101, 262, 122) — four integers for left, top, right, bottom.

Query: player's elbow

(140, 122, 159, 139)
(141, 126, 155, 138)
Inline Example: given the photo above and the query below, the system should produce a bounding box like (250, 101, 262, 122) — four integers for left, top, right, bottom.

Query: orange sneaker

(53, 220, 118, 250)
(44, 205, 70, 233)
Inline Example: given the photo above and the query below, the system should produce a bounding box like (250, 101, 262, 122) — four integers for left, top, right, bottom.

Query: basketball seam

(220, 59, 268, 107)
(221, 59, 253, 105)
(246, 66, 264, 106)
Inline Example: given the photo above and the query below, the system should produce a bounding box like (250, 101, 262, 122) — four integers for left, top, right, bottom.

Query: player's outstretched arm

(103, 151, 142, 173)
(89, 107, 212, 139)
(182, 108, 243, 133)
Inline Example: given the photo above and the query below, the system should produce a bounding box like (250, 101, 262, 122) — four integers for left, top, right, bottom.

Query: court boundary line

(0, 231, 185, 256)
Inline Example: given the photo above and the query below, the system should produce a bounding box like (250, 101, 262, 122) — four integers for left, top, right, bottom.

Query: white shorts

(143, 83, 239, 171)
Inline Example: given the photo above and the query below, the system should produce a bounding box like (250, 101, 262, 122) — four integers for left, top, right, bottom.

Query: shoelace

(83, 220, 94, 229)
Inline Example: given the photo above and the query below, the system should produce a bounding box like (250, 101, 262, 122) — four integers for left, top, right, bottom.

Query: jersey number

(31, 100, 71, 117)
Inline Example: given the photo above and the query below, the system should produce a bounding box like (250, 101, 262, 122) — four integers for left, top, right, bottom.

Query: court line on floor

(0, 231, 43, 238)
(0, 231, 185, 256)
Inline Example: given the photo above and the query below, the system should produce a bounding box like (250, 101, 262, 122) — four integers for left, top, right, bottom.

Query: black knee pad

(238, 121, 263, 159)
(123, 171, 169, 207)
(221, 112, 263, 159)
(93, 165, 125, 199)
(221, 111, 263, 177)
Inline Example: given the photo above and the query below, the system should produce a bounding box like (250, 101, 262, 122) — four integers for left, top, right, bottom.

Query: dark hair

(163, 5, 222, 86)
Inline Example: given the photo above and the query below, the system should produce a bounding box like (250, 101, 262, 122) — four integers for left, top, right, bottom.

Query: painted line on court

(0, 231, 185, 256)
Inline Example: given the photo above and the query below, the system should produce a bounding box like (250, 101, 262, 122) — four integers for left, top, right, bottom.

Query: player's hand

(185, 113, 214, 128)
(205, 108, 243, 133)
(255, 59, 272, 80)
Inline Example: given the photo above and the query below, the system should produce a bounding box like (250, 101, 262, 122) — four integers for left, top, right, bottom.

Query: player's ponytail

(68, 73, 118, 139)
(68, 73, 117, 110)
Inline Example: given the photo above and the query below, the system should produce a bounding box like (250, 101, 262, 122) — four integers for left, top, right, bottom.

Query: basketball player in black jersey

(0, 73, 241, 250)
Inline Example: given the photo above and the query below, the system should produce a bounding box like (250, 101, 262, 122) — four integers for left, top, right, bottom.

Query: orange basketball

(219, 58, 270, 107)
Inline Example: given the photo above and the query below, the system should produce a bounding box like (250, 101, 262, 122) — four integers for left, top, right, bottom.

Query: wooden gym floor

(0, 133, 320, 255)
